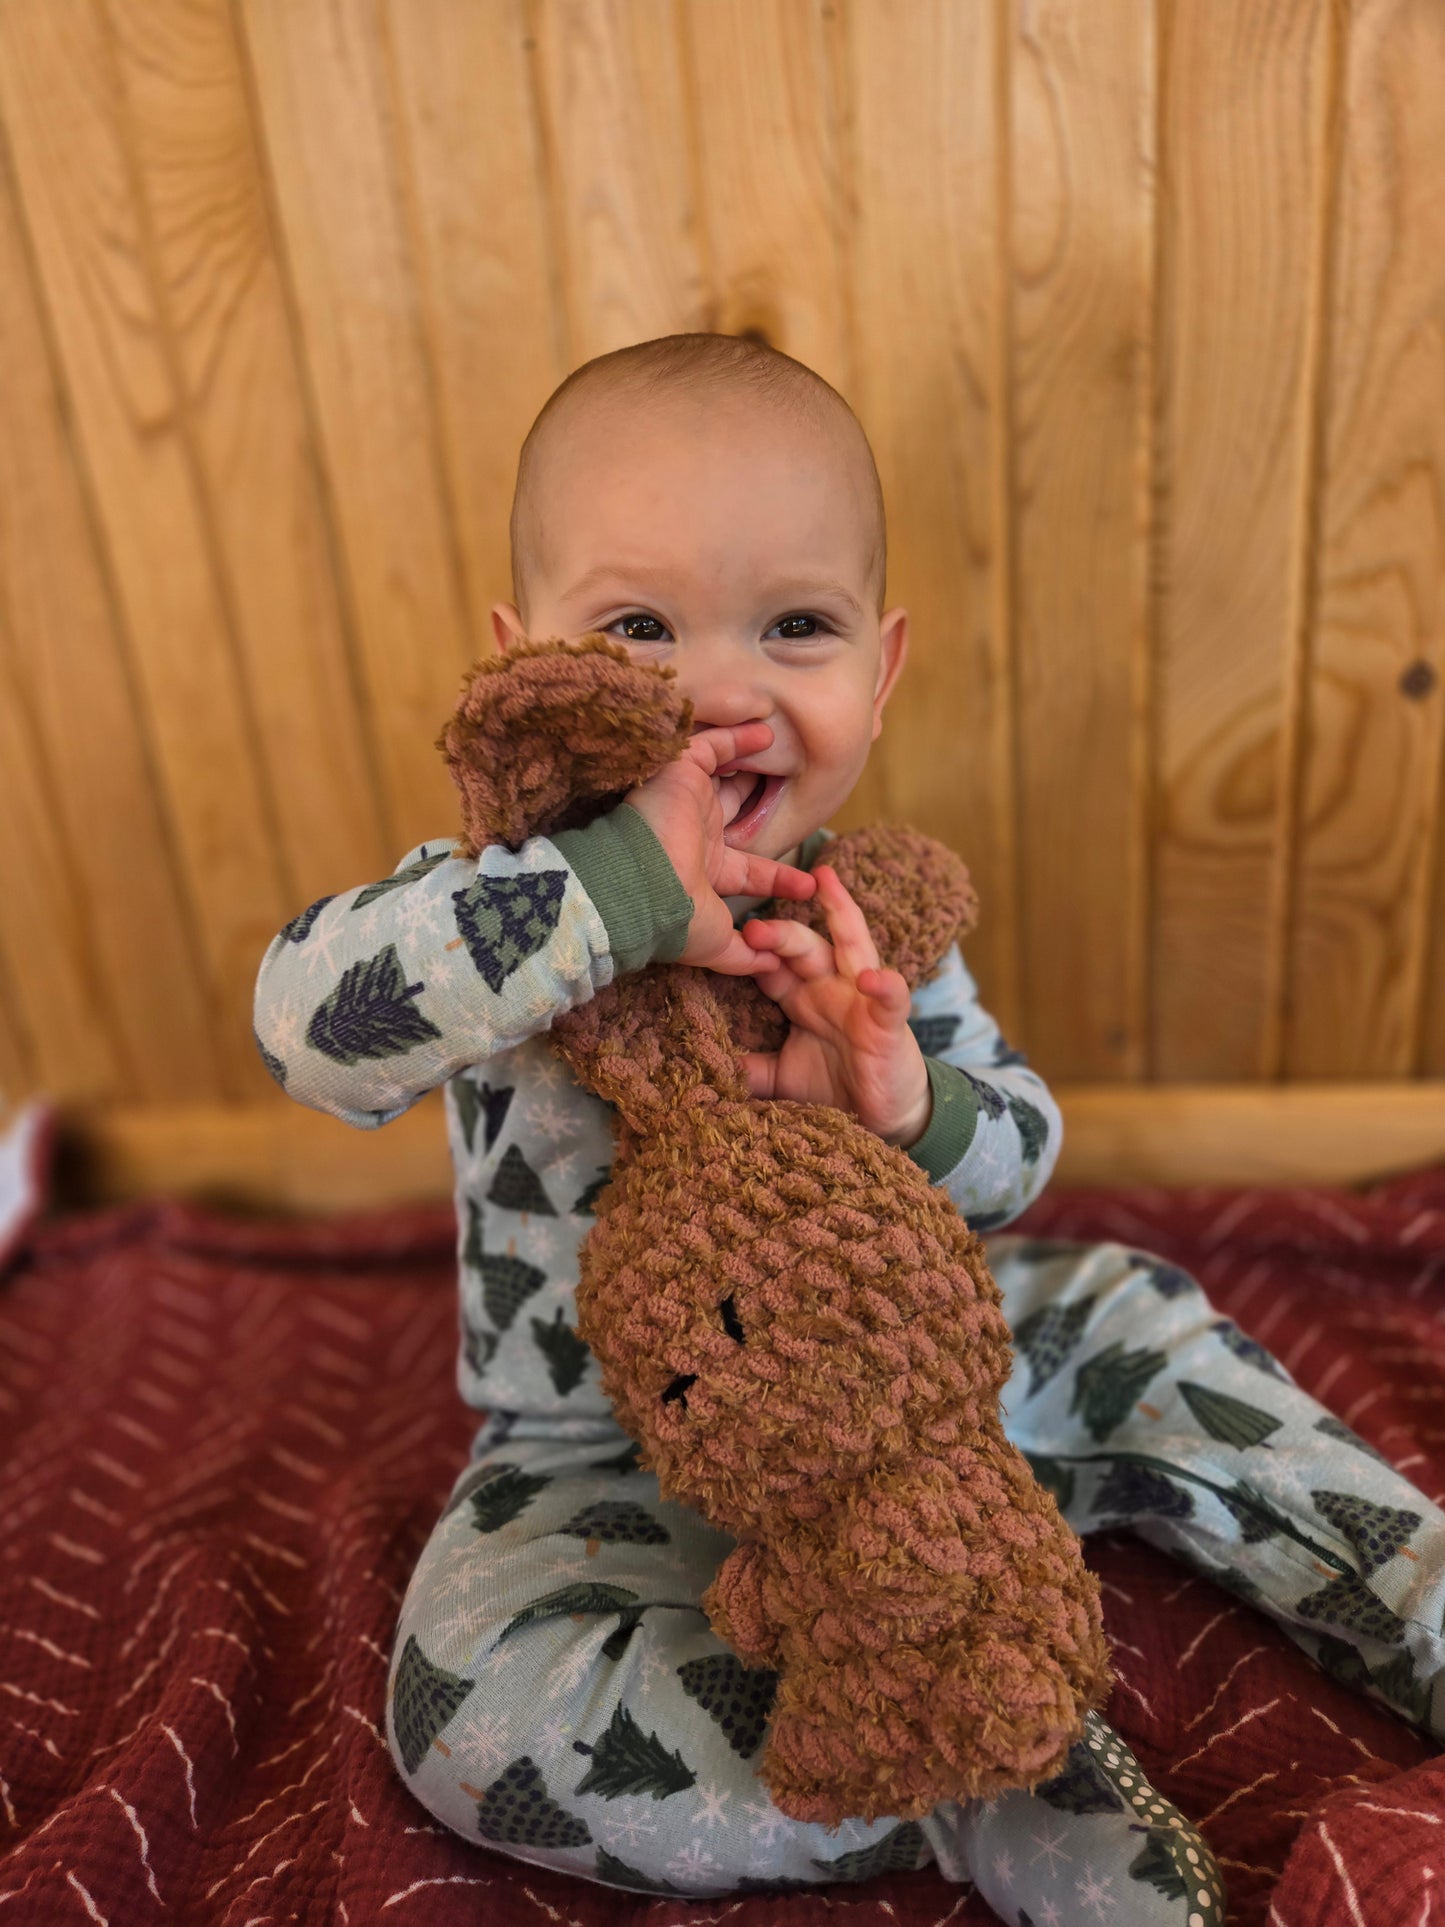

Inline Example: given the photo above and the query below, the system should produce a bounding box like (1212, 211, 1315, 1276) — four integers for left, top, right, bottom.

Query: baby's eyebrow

(565, 562, 863, 619)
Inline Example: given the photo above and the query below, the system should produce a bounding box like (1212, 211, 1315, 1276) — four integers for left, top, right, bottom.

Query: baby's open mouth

(720, 772, 787, 845)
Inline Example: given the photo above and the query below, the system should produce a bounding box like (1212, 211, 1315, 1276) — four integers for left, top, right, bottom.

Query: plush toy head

(441, 633, 1112, 1828)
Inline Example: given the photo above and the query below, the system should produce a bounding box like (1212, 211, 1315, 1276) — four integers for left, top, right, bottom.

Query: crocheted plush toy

(440, 633, 1113, 1828)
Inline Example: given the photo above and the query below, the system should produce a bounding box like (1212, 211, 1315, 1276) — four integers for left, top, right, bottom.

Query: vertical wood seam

(824, 0, 862, 410)
(0, 78, 222, 1090)
(97, 0, 297, 915)
(1266, 0, 1346, 1082)
(674, 0, 719, 330)
(227, 0, 397, 856)
(994, 0, 1024, 1047)
(1140, 0, 1168, 1084)
(374, 0, 483, 663)
(0, 931, 38, 1099)
(521, 0, 575, 387)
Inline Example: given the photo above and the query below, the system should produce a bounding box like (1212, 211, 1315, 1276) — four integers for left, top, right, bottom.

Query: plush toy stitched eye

(661, 1372, 697, 1407)
(718, 1294, 746, 1344)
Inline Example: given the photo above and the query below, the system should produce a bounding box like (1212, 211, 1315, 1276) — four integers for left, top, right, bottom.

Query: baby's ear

(437, 631, 694, 855)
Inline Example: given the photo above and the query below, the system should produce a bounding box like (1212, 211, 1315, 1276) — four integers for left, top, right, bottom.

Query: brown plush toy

(439, 633, 1113, 1829)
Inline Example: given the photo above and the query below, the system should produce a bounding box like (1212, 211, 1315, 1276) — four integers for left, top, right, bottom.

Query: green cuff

(904, 1056, 983, 1182)
(551, 804, 695, 974)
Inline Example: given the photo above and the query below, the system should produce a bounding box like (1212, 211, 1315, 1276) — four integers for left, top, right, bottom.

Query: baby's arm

(902, 941, 1064, 1229)
(252, 808, 693, 1129)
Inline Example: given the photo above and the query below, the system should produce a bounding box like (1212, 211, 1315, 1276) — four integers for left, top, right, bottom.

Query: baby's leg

(384, 1410, 1220, 1916)
(987, 1234, 1445, 1743)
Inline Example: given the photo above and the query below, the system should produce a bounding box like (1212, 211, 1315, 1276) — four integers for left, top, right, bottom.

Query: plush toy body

(440, 634, 1112, 1828)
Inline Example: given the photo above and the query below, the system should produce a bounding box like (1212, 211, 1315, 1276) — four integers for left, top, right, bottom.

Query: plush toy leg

(702, 1541, 785, 1670)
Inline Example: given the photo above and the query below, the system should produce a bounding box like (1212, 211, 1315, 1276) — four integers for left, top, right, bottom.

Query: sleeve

(898, 940, 1063, 1230)
(251, 804, 694, 1129)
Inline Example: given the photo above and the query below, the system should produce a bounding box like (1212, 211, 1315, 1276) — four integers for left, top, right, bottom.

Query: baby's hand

(621, 721, 817, 977)
(738, 865, 932, 1148)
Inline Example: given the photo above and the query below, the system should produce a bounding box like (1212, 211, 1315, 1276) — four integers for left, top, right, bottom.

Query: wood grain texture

(105, 0, 391, 903)
(1287, 0, 1445, 1077)
(843, 0, 1020, 1037)
(381, 0, 564, 648)
(1151, 0, 1331, 1081)
(49, 1082, 1445, 1208)
(1007, 0, 1155, 1084)
(0, 0, 278, 1096)
(239, 0, 477, 846)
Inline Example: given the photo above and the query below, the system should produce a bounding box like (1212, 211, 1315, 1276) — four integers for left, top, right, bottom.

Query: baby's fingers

(857, 967, 913, 1028)
(742, 916, 835, 982)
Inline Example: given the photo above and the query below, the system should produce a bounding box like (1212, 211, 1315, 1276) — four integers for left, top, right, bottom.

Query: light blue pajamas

(254, 809, 1445, 1918)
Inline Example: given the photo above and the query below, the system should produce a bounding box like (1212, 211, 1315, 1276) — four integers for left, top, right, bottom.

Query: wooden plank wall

(0, 0, 1442, 1202)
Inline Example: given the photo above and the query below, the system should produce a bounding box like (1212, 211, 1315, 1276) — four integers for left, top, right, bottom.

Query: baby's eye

(613, 612, 668, 644)
(606, 611, 834, 645)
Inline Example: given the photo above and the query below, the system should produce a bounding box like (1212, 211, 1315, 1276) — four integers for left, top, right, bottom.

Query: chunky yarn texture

(439, 633, 1112, 1828)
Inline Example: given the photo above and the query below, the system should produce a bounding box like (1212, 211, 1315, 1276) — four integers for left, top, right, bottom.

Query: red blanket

(2, 1163, 1443, 1925)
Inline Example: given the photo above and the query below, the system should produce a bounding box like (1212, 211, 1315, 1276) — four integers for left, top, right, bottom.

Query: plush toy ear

(438, 633, 694, 855)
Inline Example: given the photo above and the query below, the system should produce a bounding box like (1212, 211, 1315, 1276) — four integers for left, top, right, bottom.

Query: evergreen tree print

(1012, 1295, 1098, 1397)
(488, 1144, 557, 1217)
(466, 1462, 554, 1533)
(451, 868, 569, 993)
(479, 1079, 515, 1151)
(280, 894, 334, 942)
(1211, 1317, 1287, 1377)
(452, 1073, 482, 1154)
(600, 1603, 651, 1660)
(306, 945, 442, 1065)
(1310, 1631, 1373, 1692)
(570, 1702, 696, 1799)
(1005, 1091, 1049, 1165)
(1123, 1254, 1199, 1300)
(593, 1847, 688, 1894)
(992, 1034, 1029, 1067)
(1091, 1460, 1194, 1522)
(351, 848, 450, 911)
(968, 1209, 1014, 1232)
(479, 1251, 548, 1332)
(473, 1756, 592, 1847)
(391, 1633, 474, 1774)
(738, 1876, 829, 1893)
(812, 1822, 928, 1878)
(957, 1067, 1008, 1120)
(1024, 1452, 1076, 1512)
(461, 1318, 497, 1377)
(1070, 1341, 1168, 1442)
(1370, 1648, 1432, 1725)
(590, 1439, 643, 1475)
(1210, 1565, 1266, 1608)
(558, 1500, 670, 1555)
(254, 1029, 287, 1089)
(1178, 1381, 1283, 1449)
(1314, 1413, 1393, 1467)
(498, 1581, 641, 1646)
(462, 1198, 485, 1272)
(574, 1166, 613, 1216)
(1034, 1743, 1124, 1815)
(1214, 1480, 1295, 1544)
(1129, 1828, 1190, 1902)
(532, 1307, 590, 1396)
(908, 1014, 959, 1056)
(1296, 1571, 1408, 1642)
(1310, 1491, 1421, 1577)
(675, 1652, 778, 1758)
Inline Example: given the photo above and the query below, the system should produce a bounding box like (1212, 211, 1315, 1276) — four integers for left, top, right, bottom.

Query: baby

(255, 334, 1444, 1920)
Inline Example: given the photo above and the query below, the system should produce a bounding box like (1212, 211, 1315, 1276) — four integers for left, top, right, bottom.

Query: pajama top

(252, 807, 1064, 1429)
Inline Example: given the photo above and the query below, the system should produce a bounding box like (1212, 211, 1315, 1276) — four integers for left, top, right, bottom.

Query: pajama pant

(384, 1236, 1445, 1921)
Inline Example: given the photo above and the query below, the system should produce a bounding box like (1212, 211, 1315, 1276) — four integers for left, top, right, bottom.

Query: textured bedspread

(2, 1159, 1443, 1925)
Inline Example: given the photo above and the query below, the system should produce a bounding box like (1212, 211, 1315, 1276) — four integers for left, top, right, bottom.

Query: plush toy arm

(701, 1542, 786, 1671)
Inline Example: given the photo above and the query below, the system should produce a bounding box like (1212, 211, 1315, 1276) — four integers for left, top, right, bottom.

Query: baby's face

(492, 394, 908, 870)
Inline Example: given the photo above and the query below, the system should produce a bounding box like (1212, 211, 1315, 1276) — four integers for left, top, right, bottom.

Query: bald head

(508, 333, 886, 628)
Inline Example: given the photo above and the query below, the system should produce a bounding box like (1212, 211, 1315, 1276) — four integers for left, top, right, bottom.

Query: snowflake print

(602, 1812, 660, 1852)
(666, 1839, 720, 1883)
(530, 1094, 577, 1140)
(1074, 1861, 1118, 1918)
(270, 1006, 303, 1057)
(531, 1052, 566, 1092)
(357, 901, 383, 943)
(457, 1710, 512, 1780)
(302, 917, 344, 979)
(744, 1797, 784, 1848)
(544, 1637, 597, 1703)
(993, 1849, 1014, 1884)
(634, 1634, 672, 1700)
(477, 1638, 528, 1683)
(1030, 1819, 1072, 1876)
(396, 891, 447, 943)
(1036, 1900, 1063, 1927)
(692, 1781, 732, 1830)
(537, 1712, 574, 1755)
